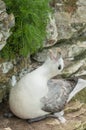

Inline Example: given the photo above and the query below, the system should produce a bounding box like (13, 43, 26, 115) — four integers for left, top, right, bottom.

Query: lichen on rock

(0, 0, 15, 51)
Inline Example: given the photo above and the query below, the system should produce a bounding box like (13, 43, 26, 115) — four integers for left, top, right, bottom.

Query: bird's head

(45, 48, 64, 77)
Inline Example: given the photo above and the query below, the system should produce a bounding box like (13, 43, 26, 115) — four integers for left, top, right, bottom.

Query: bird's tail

(67, 78, 86, 102)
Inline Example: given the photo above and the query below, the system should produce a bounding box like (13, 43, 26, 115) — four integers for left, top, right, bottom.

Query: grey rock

(44, 14, 58, 47)
(55, 11, 73, 40)
(0, 61, 13, 74)
(0, 0, 15, 51)
(77, 0, 86, 6)
(46, 0, 86, 45)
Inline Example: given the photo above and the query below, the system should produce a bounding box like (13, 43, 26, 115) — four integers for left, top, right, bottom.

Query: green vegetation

(1, 0, 52, 59)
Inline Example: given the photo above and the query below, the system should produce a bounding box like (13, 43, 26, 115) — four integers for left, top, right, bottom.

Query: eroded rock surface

(0, 0, 15, 51)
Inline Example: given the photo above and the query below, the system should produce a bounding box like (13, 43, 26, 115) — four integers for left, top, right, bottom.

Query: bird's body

(9, 66, 49, 119)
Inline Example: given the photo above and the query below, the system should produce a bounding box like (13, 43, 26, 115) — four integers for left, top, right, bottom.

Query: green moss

(0, 0, 52, 59)
(73, 88, 86, 103)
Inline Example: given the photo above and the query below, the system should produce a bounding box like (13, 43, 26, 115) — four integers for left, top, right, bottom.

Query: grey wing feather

(41, 79, 77, 113)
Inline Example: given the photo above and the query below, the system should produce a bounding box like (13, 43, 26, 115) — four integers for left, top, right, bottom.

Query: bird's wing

(41, 79, 74, 113)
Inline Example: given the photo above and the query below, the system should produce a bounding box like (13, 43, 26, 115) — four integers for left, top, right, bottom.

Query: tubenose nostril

(58, 65, 61, 70)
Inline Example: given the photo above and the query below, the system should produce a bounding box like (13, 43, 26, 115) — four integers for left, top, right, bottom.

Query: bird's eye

(58, 65, 61, 70)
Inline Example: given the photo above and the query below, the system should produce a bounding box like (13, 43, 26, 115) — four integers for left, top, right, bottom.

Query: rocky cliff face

(33, 0, 86, 79)
(0, 0, 86, 102)
(0, 0, 15, 102)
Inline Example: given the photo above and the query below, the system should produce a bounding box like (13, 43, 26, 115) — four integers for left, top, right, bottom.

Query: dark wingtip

(67, 77, 78, 85)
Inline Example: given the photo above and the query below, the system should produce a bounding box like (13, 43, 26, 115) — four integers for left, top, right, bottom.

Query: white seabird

(8, 49, 86, 123)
